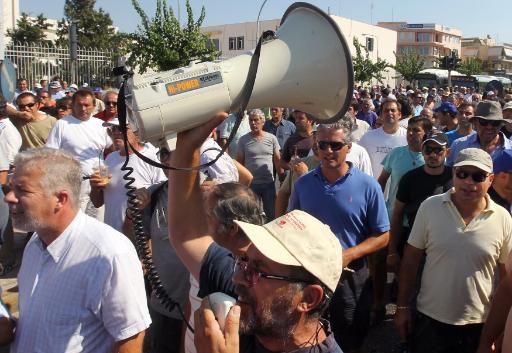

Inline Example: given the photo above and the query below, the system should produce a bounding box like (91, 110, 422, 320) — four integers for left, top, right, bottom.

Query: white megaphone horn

(124, 2, 354, 145)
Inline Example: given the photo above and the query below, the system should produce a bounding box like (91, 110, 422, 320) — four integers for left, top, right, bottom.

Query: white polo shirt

(408, 189, 512, 325)
(12, 211, 151, 353)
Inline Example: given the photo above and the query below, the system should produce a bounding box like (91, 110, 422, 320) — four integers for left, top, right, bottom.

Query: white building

(202, 15, 398, 87)
(0, 0, 19, 57)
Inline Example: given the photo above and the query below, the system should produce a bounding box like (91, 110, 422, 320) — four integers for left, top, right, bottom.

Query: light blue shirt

(12, 211, 151, 353)
(447, 131, 512, 166)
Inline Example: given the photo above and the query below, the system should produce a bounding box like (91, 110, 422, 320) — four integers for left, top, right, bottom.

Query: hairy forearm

(343, 232, 389, 267)
(89, 187, 104, 208)
(389, 212, 404, 254)
(396, 245, 423, 306)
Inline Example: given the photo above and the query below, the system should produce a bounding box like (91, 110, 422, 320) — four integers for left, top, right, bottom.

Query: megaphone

(124, 2, 354, 144)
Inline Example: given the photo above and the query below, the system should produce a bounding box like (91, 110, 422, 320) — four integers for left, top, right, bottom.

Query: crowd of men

(0, 75, 512, 353)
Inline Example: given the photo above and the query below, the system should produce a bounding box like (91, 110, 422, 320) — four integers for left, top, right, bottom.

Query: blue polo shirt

(288, 164, 390, 249)
(446, 131, 512, 166)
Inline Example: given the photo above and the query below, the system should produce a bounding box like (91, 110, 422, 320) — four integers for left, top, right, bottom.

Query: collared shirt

(446, 131, 512, 166)
(12, 211, 151, 353)
(288, 164, 389, 249)
(408, 189, 512, 325)
(263, 119, 296, 149)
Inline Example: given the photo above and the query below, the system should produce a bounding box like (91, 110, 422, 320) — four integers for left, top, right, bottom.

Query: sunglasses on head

(18, 102, 36, 110)
(317, 141, 347, 151)
(477, 118, 502, 127)
(423, 146, 445, 155)
(455, 169, 489, 183)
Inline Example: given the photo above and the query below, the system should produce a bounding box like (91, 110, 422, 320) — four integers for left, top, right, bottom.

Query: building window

(417, 33, 431, 42)
(433, 47, 439, 55)
(237, 36, 244, 50)
(399, 31, 414, 42)
(418, 46, 430, 55)
(207, 38, 220, 50)
(399, 46, 415, 54)
(229, 37, 236, 50)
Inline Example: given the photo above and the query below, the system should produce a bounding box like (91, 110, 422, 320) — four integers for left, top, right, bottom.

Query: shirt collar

(442, 187, 496, 214)
(39, 211, 83, 263)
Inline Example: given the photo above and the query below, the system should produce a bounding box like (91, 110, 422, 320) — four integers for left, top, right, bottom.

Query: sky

(19, 0, 512, 44)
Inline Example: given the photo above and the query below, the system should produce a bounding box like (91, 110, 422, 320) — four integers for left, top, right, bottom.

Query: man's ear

(297, 284, 324, 314)
(55, 190, 71, 211)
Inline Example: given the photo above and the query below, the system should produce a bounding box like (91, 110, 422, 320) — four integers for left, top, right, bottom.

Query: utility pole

(69, 21, 78, 84)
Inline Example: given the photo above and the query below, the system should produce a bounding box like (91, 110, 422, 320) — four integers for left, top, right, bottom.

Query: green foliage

(393, 51, 425, 83)
(7, 13, 51, 45)
(352, 38, 390, 86)
(457, 57, 484, 76)
(126, 0, 220, 73)
(56, 0, 117, 49)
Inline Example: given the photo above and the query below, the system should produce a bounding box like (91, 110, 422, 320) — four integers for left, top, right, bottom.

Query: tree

(126, 0, 220, 74)
(352, 38, 390, 86)
(7, 13, 51, 45)
(457, 57, 484, 77)
(56, 0, 117, 49)
(393, 51, 425, 84)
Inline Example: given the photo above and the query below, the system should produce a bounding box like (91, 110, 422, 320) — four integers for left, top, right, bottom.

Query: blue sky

(20, 0, 511, 43)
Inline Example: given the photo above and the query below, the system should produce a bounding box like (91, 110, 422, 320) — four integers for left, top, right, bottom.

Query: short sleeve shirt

(263, 119, 296, 149)
(198, 242, 236, 299)
(408, 190, 512, 325)
(238, 132, 280, 184)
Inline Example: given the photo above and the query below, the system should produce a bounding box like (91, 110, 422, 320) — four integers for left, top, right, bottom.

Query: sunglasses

(317, 141, 347, 151)
(234, 257, 314, 287)
(455, 169, 489, 183)
(423, 146, 445, 155)
(156, 147, 171, 162)
(18, 102, 36, 110)
(105, 101, 117, 107)
(477, 118, 502, 127)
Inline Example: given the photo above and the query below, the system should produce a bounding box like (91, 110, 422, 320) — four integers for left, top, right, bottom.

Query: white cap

(235, 210, 343, 292)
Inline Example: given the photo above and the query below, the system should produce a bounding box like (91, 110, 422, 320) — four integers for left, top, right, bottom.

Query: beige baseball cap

(234, 210, 343, 292)
(453, 148, 493, 173)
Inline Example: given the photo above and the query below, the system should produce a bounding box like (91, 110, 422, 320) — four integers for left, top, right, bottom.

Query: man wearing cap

(194, 209, 344, 353)
(447, 100, 512, 167)
(444, 102, 475, 147)
(501, 101, 512, 139)
(395, 148, 512, 353)
(434, 101, 458, 132)
(49, 80, 66, 100)
(289, 122, 389, 352)
(46, 89, 112, 217)
(94, 90, 118, 122)
(89, 118, 166, 232)
(387, 132, 452, 273)
(488, 149, 512, 212)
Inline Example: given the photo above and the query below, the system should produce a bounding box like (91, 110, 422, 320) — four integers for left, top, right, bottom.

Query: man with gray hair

(5, 148, 151, 352)
(288, 122, 389, 352)
(237, 109, 281, 221)
(356, 98, 378, 128)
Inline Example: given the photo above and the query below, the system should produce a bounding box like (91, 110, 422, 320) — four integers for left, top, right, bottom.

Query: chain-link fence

(5, 42, 117, 88)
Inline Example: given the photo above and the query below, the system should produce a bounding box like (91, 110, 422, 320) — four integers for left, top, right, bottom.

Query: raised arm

(168, 113, 228, 280)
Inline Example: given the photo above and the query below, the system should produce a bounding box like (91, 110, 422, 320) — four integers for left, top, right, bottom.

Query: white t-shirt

(46, 115, 112, 175)
(103, 144, 167, 232)
(358, 126, 407, 178)
(350, 119, 370, 143)
(200, 138, 239, 184)
(346, 142, 373, 176)
(0, 118, 22, 164)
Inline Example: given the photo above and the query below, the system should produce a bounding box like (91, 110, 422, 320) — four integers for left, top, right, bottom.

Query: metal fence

(5, 43, 117, 89)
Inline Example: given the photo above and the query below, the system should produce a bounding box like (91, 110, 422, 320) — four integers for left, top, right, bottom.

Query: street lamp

(256, 0, 269, 47)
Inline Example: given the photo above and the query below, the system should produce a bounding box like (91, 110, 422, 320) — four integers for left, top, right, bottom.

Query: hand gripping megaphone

(124, 2, 354, 144)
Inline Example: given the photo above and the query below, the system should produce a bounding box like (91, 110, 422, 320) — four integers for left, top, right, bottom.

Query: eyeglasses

(477, 118, 502, 127)
(455, 169, 489, 183)
(105, 101, 117, 107)
(18, 102, 36, 110)
(156, 147, 171, 162)
(234, 258, 313, 287)
(317, 141, 347, 151)
(423, 146, 445, 155)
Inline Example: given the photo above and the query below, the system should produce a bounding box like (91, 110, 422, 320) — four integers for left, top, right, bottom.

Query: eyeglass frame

(234, 257, 315, 287)
(454, 168, 490, 183)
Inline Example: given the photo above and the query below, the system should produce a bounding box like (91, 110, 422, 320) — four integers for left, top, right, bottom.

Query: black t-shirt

(488, 186, 511, 212)
(281, 133, 314, 163)
(396, 166, 453, 227)
(198, 242, 236, 298)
